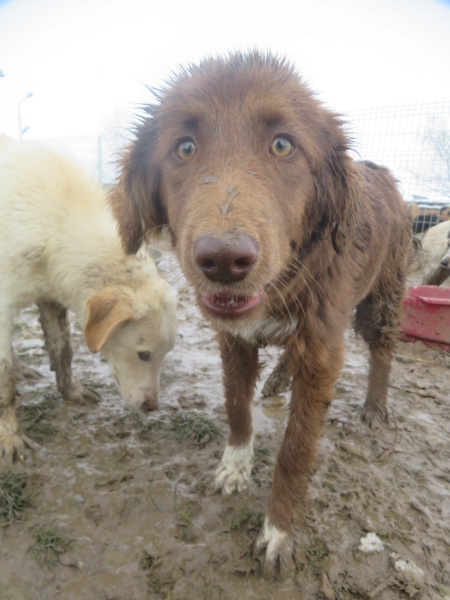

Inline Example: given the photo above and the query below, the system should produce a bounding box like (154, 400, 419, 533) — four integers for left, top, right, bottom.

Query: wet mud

(0, 253, 449, 599)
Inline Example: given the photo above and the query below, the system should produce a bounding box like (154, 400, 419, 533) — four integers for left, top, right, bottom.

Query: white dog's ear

(84, 289, 134, 353)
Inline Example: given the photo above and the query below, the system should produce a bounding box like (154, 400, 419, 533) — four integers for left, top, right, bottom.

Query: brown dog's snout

(194, 234, 258, 283)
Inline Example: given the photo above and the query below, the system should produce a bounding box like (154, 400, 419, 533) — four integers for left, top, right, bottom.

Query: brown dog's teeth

(212, 294, 247, 307)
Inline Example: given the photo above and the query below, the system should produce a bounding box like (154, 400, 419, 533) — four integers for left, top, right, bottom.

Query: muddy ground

(0, 251, 449, 600)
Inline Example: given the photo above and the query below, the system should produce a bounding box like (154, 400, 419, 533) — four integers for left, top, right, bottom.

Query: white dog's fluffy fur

(0, 136, 177, 463)
(421, 220, 450, 281)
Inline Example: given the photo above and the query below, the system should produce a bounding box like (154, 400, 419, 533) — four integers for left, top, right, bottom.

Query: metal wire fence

(40, 101, 450, 233)
(344, 101, 450, 233)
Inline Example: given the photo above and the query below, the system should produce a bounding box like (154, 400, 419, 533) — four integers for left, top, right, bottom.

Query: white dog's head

(440, 231, 450, 270)
(83, 280, 177, 410)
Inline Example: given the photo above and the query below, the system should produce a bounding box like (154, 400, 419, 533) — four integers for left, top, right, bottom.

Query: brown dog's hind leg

(354, 286, 403, 425)
(38, 301, 100, 404)
(261, 350, 291, 397)
(211, 332, 259, 495)
(361, 343, 392, 423)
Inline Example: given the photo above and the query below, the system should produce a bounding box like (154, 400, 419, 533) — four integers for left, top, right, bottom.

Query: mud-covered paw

(80, 386, 101, 404)
(361, 402, 388, 426)
(209, 438, 254, 495)
(13, 360, 42, 382)
(254, 518, 295, 580)
(212, 460, 250, 495)
(1, 431, 26, 465)
(64, 385, 101, 405)
(261, 362, 291, 397)
(0, 406, 37, 465)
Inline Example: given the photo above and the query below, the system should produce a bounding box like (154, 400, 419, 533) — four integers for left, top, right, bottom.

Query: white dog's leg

(12, 348, 42, 382)
(0, 309, 27, 463)
(212, 434, 254, 495)
(38, 301, 100, 404)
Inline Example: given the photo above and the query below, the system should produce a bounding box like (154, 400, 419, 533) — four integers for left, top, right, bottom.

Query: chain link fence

(345, 101, 450, 234)
(40, 101, 450, 234)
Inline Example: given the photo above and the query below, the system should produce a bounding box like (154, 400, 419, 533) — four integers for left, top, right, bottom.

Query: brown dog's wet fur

(110, 52, 412, 577)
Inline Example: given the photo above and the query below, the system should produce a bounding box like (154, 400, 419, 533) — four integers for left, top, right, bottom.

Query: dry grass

(0, 472, 30, 526)
(29, 527, 72, 567)
(18, 395, 58, 443)
(230, 509, 264, 532)
(169, 413, 223, 446)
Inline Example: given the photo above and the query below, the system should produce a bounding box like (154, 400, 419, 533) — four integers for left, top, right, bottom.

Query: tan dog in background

(0, 136, 177, 464)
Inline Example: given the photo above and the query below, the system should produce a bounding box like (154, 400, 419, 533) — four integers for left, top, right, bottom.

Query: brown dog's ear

(109, 118, 168, 254)
(322, 148, 359, 255)
(84, 289, 134, 353)
(307, 113, 359, 255)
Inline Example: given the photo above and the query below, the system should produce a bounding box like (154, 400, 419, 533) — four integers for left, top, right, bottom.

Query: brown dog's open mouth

(200, 292, 262, 318)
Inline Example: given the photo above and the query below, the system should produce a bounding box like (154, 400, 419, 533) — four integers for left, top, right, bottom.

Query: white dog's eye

(138, 351, 152, 362)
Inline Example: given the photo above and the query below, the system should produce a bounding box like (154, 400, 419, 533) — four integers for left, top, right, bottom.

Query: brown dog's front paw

(210, 439, 254, 495)
(254, 518, 295, 581)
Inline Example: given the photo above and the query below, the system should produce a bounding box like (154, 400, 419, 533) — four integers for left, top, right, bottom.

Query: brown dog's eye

(138, 351, 151, 362)
(270, 136, 294, 158)
(175, 139, 196, 161)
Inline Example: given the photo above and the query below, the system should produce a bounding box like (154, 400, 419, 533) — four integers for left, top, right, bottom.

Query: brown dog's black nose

(194, 234, 258, 282)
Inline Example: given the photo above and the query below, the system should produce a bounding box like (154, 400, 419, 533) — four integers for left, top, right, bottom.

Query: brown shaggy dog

(110, 52, 412, 577)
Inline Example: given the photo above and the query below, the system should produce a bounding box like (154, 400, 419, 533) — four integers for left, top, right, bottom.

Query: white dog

(0, 136, 177, 464)
(421, 220, 450, 285)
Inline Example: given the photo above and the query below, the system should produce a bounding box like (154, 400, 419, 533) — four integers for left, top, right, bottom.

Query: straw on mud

(169, 413, 223, 446)
(254, 444, 271, 465)
(29, 527, 72, 566)
(321, 480, 337, 493)
(305, 544, 329, 575)
(230, 509, 264, 532)
(0, 472, 30, 526)
(18, 396, 58, 444)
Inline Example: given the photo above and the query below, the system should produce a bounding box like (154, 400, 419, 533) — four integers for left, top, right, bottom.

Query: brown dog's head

(111, 52, 359, 332)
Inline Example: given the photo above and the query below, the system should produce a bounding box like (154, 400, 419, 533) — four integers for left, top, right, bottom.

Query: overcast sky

(1, 0, 450, 142)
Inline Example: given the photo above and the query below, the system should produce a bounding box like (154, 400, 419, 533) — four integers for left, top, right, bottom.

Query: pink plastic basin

(399, 285, 450, 351)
